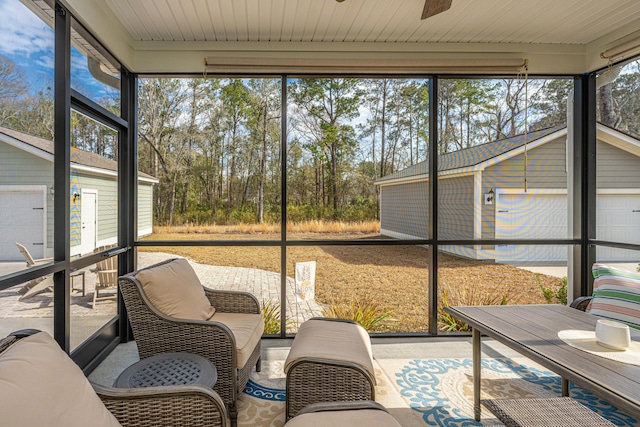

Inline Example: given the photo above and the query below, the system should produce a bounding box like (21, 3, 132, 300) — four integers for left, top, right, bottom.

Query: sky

(0, 0, 117, 101)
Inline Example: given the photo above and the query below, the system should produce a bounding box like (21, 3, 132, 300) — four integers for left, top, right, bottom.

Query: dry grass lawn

(141, 231, 564, 332)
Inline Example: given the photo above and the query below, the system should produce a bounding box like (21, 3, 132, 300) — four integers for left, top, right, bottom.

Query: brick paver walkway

(0, 252, 323, 335)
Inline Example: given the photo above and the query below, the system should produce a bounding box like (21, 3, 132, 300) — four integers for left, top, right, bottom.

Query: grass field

(141, 224, 564, 332)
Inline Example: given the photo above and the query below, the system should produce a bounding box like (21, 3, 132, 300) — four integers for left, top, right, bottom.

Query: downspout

(566, 65, 621, 302)
(88, 57, 121, 90)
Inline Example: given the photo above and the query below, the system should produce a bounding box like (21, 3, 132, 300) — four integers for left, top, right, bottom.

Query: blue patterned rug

(384, 357, 639, 426)
(237, 358, 639, 426)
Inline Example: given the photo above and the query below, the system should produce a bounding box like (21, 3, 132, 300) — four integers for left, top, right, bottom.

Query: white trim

(137, 227, 153, 237)
(71, 164, 159, 184)
(474, 172, 483, 240)
(597, 188, 640, 195)
(377, 170, 477, 186)
(0, 133, 53, 162)
(0, 185, 48, 258)
(377, 174, 429, 186)
(496, 187, 567, 196)
(597, 124, 640, 157)
(379, 228, 424, 241)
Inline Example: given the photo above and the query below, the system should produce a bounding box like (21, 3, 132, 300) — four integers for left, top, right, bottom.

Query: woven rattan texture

(119, 260, 262, 427)
(286, 361, 375, 420)
(1, 331, 229, 427)
(100, 390, 226, 427)
(0, 335, 16, 353)
(482, 397, 616, 427)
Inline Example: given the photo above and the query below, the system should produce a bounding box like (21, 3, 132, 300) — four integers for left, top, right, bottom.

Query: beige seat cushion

(0, 332, 122, 427)
(212, 312, 264, 368)
(284, 409, 401, 426)
(284, 319, 374, 381)
(136, 258, 216, 321)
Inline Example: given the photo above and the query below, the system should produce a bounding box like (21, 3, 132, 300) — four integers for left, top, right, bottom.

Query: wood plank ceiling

(104, 0, 640, 45)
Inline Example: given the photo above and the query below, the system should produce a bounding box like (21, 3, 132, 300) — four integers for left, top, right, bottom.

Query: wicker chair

(0, 329, 228, 427)
(118, 259, 262, 427)
(570, 295, 592, 312)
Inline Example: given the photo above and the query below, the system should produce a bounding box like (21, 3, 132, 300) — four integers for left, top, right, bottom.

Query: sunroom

(1, 0, 640, 425)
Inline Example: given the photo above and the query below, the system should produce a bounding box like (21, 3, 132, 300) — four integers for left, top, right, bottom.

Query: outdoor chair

(15, 242, 53, 297)
(92, 250, 119, 307)
(118, 258, 264, 427)
(570, 263, 640, 330)
(16, 242, 86, 300)
(0, 329, 228, 427)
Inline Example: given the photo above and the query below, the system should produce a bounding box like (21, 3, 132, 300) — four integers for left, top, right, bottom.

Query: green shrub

(538, 274, 568, 305)
(228, 206, 257, 224)
(438, 285, 508, 332)
(262, 300, 282, 334)
(322, 299, 395, 332)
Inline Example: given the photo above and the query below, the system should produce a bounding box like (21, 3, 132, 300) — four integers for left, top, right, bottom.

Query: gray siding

(596, 141, 640, 188)
(0, 143, 54, 249)
(438, 174, 474, 240)
(138, 183, 153, 235)
(380, 181, 428, 239)
(482, 136, 567, 238)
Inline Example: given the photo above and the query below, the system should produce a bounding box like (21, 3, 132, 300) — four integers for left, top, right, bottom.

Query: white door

(596, 194, 640, 262)
(495, 191, 568, 262)
(81, 190, 97, 254)
(0, 188, 46, 260)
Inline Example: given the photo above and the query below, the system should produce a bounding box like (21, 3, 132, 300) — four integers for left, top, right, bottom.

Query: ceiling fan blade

(421, 0, 453, 20)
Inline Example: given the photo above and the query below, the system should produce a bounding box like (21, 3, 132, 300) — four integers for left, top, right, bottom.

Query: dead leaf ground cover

(141, 232, 564, 332)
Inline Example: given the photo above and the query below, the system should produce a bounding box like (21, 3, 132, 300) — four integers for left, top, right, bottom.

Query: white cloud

(0, 0, 54, 58)
(34, 53, 53, 70)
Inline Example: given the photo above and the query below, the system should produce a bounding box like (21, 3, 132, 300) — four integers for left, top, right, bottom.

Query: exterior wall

(0, 143, 54, 251)
(76, 172, 118, 247)
(379, 181, 428, 239)
(138, 183, 154, 236)
(596, 141, 640, 188)
(482, 136, 567, 239)
(438, 174, 475, 240)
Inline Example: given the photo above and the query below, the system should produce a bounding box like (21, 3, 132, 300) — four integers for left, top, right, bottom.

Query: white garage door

(495, 192, 568, 262)
(0, 189, 46, 261)
(597, 194, 640, 262)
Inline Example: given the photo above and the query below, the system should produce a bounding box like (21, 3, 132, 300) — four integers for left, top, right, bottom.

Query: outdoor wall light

(484, 189, 494, 205)
(72, 191, 80, 202)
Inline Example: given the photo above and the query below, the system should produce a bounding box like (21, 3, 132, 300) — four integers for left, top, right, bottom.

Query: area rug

(238, 357, 639, 426)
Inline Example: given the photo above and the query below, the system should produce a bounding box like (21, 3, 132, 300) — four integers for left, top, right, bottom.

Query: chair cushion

(211, 312, 264, 368)
(589, 264, 640, 330)
(0, 331, 122, 427)
(284, 409, 401, 426)
(136, 258, 216, 321)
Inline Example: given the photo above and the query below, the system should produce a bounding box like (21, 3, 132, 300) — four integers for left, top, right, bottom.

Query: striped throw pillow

(588, 264, 640, 330)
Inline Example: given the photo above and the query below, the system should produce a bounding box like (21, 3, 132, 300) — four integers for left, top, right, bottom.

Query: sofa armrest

(94, 383, 228, 427)
(570, 296, 593, 312)
(204, 288, 261, 314)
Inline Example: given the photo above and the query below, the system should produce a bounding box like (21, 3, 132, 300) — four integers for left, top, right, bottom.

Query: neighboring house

(375, 124, 640, 263)
(0, 127, 158, 261)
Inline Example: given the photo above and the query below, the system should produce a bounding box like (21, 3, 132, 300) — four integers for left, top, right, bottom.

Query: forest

(1, 54, 638, 226)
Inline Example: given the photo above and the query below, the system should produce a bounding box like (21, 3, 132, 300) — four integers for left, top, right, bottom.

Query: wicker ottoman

(284, 401, 400, 426)
(284, 318, 376, 420)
